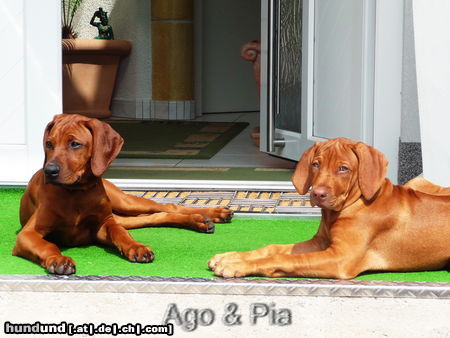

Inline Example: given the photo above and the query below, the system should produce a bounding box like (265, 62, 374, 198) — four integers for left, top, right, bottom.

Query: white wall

(0, 0, 61, 184)
(0, 0, 26, 148)
(413, 0, 450, 186)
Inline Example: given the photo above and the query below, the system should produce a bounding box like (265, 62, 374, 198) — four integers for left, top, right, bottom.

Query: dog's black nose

(44, 163, 60, 178)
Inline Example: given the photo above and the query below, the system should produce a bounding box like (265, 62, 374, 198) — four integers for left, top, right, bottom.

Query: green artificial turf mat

(0, 188, 448, 282)
(107, 120, 249, 159)
(104, 167, 294, 181)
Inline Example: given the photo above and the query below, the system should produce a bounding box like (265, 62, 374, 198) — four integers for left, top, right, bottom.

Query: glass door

(260, 0, 376, 161)
(261, 0, 311, 161)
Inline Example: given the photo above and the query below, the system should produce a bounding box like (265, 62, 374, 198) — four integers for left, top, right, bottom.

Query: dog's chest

(47, 213, 104, 247)
(46, 194, 109, 246)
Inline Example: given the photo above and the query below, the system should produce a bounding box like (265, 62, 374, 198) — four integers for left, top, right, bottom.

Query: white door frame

(0, 0, 61, 185)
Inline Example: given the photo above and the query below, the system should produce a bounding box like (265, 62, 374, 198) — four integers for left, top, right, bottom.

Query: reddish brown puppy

(209, 138, 450, 279)
(14, 114, 233, 274)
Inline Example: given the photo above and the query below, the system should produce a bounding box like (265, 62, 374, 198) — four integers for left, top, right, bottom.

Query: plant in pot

(62, 0, 131, 118)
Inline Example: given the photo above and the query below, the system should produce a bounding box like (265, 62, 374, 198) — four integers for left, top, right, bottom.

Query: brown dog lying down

(13, 114, 233, 274)
(209, 138, 450, 279)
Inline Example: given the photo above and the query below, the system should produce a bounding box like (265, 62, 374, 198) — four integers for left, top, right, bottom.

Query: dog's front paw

(44, 255, 76, 275)
(121, 243, 154, 263)
(211, 259, 254, 278)
(208, 251, 241, 270)
(189, 214, 215, 233)
(209, 206, 234, 223)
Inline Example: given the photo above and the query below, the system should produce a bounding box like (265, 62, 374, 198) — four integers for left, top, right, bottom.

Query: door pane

(275, 0, 302, 133)
(313, 0, 364, 140)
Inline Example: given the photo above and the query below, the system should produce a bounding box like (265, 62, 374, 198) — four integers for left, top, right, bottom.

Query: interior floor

(111, 112, 296, 169)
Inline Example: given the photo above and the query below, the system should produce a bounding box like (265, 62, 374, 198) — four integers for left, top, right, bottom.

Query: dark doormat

(107, 120, 249, 159)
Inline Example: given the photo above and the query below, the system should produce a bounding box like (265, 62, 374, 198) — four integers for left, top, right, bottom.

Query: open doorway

(106, 0, 295, 180)
(63, 0, 295, 182)
(166, 0, 293, 166)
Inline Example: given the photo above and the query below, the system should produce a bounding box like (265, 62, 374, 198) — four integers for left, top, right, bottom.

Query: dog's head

(43, 114, 123, 186)
(292, 138, 388, 211)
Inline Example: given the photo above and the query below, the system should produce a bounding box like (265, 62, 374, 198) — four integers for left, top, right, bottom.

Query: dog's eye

(311, 162, 320, 169)
(338, 166, 349, 172)
(45, 141, 54, 150)
(69, 141, 82, 149)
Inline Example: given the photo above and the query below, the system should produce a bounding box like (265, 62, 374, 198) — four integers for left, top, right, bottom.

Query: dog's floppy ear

(85, 118, 124, 177)
(353, 142, 388, 201)
(42, 116, 57, 166)
(292, 143, 318, 195)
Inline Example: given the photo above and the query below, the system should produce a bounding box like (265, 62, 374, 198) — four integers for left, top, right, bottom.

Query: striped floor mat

(125, 189, 320, 215)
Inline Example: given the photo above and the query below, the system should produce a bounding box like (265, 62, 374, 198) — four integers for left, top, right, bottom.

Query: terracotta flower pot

(62, 39, 131, 118)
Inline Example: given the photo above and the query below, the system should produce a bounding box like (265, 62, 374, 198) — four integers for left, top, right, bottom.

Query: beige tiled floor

(112, 112, 296, 169)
